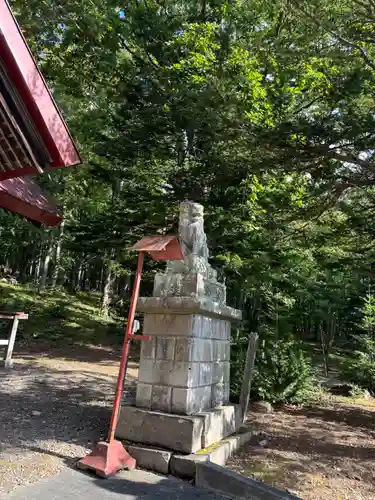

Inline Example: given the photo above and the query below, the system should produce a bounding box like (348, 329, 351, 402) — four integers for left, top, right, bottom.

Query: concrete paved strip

(8, 468, 228, 500)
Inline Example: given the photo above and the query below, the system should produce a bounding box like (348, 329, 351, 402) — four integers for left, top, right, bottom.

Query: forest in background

(2, 0, 375, 402)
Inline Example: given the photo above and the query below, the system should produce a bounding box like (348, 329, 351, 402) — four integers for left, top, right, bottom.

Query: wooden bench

(0, 311, 28, 369)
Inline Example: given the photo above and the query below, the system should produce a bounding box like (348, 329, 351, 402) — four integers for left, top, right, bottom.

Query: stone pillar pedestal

(117, 201, 242, 458)
(117, 294, 242, 454)
(135, 296, 239, 415)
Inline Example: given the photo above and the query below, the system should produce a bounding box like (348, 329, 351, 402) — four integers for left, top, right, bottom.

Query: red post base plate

(76, 440, 136, 478)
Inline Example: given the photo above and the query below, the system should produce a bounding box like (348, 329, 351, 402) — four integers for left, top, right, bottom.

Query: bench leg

(2, 318, 19, 369)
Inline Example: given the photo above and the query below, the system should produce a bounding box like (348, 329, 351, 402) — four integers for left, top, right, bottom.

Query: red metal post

(76, 236, 183, 478)
(107, 251, 144, 443)
(76, 251, 145, 477)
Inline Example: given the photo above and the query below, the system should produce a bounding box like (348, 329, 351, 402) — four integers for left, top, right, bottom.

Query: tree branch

(300, 145, 375, 174)
(290, 0, 375, 72)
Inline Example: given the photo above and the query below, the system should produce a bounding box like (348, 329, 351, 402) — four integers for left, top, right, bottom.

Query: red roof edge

(0, 0, 82, 176)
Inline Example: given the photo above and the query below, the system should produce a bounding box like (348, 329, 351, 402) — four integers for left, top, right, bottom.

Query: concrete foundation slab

(8, 467, 228, 500)
(117, 405, 204, 453)
(170, 427, 252, 480)
(127, 445, 172, 475)
(199, 405, 241, 448)
(196, 462, 301, 500)
(117, 405, 241, 454)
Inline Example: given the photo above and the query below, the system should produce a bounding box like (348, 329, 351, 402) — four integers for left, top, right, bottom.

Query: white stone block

(200, 316, 210, 339)
(141, 337, 156, 359)
(223, 362, 230, 383)
(172, 361, 200, 388)
(156, 337, 175, 360)
(224, 320, 231, 340)
(127, 445, 172, 475)
(220, 341, 228, 361)
(212, 383, 225, 407)
(172, 386, 212, 415)
(117, 405, 204, 453)
(136, 383, 152, 409)
(199, 362, 213, 386)
(175, 338, 195, 362)
(138, 359, 157, 384)
(153, 360, 174, 386)
(175, 338, 213, 363)
(201, 340, 214, 362)
(151, 385, 172, 412)
(198, 405, 240, 447)
(213, 362, 224, 384)
(192, 315, 203, 337)
(223, 383, 230, 403)
(143, 313, 193, 337)
(213, 341, 221, 362)
(223, 342, 231, 361)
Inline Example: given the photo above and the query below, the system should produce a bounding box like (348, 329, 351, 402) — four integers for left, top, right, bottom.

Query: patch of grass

(330, 395, 375, 408)
(0, 282, 123, 346)
(240, 460, 292, 487)
(303, 342, 348, 377)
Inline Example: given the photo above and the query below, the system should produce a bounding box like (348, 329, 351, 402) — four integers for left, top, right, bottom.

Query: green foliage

(4, 0, 375, 379)
(251, 336, 315, 405)
(341, 294, 375, 393)
(341, 336, 375, 394)
(0, 282, 121, 345)
(230, 328, 315, 405)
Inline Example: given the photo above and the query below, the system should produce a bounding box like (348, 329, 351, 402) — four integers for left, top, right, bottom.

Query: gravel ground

(226, 400, 375, 500)
(0, 346, 138, 499)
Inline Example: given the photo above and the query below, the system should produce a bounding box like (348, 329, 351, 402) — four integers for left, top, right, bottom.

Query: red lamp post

(77, 235, 183, 478)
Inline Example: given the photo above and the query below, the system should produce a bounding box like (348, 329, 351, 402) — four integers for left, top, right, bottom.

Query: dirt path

(227, 400, 375, 500)
(0, 345, 138, 499)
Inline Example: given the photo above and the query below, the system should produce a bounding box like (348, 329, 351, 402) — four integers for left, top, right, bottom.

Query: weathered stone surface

(131, 201, 241, 450)
(199, 363, 213, 386)
(165, 202, 214, 280)
(143, 313, 194, 337)
(153, 272, 226, 304)
(196, 462, 301, 499)
(174, 338, 194, 362)
(174, 338, 213, 363)
(136, 383, 152, 409)
(170, 454, 209, 479)
(140, 337, 156, 359)
(138, 297, 242, 322)
(198, 405, 241, 448)
(170, 426, 252, 480)
(171, 386, 212, 415)
(156, 337, 175, 361)
(211, 383, 225, 407)
(151, 385, 172, 412)
(127, 445, 172, 475)
(117, 405, 204, 453)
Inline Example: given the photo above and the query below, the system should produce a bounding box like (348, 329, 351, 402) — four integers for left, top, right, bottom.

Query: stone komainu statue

(161, 200, 222, 299)
(179, 201, 209, 263)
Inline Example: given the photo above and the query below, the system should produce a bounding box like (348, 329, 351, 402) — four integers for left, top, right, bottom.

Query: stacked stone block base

(117, 404, 241, 454)
(136, 312, 231, 415)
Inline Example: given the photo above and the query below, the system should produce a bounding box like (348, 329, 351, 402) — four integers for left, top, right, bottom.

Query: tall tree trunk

(39, 234, 54, 290)
(101, 266, 114, 318)
(72, 260, 84, 292)
(51, 218, 65, 287)
(35, 248, 42, 282)
(101, 250, 115, 318)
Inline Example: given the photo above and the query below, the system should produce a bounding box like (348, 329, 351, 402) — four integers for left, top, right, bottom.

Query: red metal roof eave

(0, 177, 62, 227)
(0, 0, 82, 178)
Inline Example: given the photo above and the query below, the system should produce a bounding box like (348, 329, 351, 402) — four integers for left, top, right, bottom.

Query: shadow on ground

(8, 467, 226, 500)
(0, 359, 137, 497)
